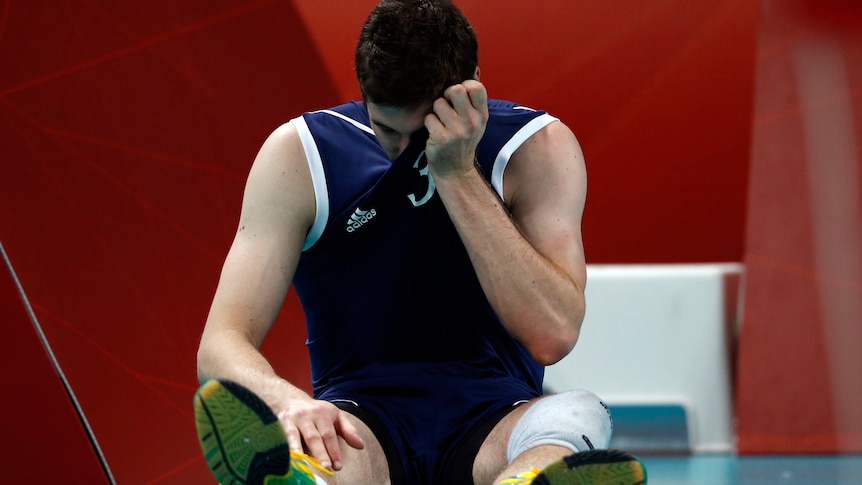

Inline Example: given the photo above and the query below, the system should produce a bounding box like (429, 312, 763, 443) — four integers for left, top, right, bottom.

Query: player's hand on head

(424, 80, 489, 178)
(277, 398, 364, 472)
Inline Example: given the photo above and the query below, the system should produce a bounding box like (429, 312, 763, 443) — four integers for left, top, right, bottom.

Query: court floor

(639, 454, 862, 484)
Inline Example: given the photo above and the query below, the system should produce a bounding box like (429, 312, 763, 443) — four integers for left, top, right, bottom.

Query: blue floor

(639, 454, 862, 485)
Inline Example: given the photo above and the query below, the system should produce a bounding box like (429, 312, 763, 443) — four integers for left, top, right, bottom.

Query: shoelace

(498, 466, 542, 484)
(291, 450, 335, 477)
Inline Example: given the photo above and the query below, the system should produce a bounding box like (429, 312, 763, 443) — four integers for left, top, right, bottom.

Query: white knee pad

(506, 389, 613, 462)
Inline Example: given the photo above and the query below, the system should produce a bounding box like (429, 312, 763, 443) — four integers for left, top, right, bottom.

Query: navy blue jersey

(289, 100, 558, 398)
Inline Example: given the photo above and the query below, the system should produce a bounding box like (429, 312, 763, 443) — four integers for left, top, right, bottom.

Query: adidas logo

(346, 207, 377, 233)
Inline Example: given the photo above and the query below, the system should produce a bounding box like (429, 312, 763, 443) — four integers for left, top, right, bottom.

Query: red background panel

(462, 0, 757, 264)
(1, 247, 110, 484)
(735, 0, 862, 453)
(2, 1, 329, 482)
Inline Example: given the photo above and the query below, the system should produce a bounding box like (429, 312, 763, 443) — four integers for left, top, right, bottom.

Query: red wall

(1, 2, 328, 482)
(1, 247, 111, 484)
(736, 0, 862, 453)
(1, 1, 758, 482)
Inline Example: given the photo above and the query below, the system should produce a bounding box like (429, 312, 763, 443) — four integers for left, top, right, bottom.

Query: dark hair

(355, 0, 479, 108)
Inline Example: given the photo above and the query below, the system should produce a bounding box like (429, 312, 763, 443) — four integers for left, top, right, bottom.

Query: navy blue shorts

(316, 363, 540, 484)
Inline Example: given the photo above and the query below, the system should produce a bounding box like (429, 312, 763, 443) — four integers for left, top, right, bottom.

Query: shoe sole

(193, 379, 316, 485)
(532, 449, 647, 485)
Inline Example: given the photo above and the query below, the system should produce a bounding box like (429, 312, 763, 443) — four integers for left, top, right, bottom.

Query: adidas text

(346, 207, 377, 232)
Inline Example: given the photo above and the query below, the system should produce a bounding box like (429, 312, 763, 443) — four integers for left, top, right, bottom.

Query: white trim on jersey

(290, 116, 330, 250)
(313, 109, 376, 135)
(491, 113, 560, 202)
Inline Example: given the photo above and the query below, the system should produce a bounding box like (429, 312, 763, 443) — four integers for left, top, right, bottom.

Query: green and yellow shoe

(500, 449, 647, 485)
(194, 379, 333, 485)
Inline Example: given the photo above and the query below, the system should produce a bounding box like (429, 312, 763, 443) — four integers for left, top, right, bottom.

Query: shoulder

(241, 121, 316, 237)
(476, 100, 565, 198)
(504, 118, 586, 210)
(482, 99, 560, 151)
(515, 117, 579, 154)
(483, 98, 577, 167)
(258, 121, 307, 167)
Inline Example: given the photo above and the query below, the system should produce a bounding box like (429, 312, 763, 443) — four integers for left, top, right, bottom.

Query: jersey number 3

(407, 152, 435, 207)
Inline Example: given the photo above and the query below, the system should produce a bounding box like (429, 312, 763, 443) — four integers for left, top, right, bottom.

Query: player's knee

(506, 389, 613, 462)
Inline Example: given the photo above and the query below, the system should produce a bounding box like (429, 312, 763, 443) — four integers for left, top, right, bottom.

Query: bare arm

(197, 122, 309, 391)
(425, 81, 587, 365)
(196, 122, 362, 470)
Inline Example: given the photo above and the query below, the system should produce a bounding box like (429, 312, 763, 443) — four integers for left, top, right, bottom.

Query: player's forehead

(366, 101, 431, 134)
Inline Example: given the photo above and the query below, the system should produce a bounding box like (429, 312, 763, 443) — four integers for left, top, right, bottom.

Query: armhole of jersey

(491, 113, 560, 203)
(290, 116, 329, 251)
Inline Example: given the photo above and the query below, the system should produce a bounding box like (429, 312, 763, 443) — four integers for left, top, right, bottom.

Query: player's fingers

(296, 420, 335, 470)
(424, 110, 441, 131)
(316, 417, 344, 471)
(336, 411, 365, 450)
(462, 80, 488, 113)
(443, 83, 472, 119)
(282, 420, 303, 453)
(431, 94, 457, 128)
